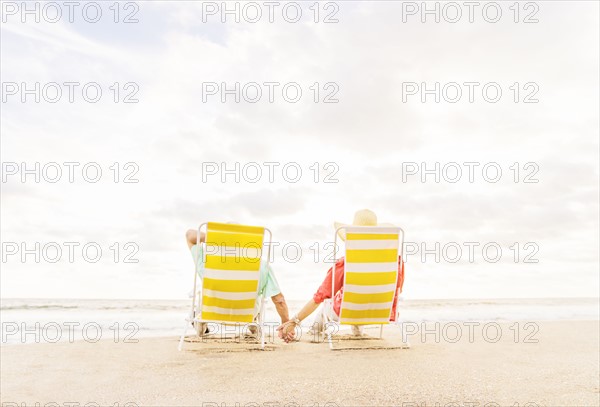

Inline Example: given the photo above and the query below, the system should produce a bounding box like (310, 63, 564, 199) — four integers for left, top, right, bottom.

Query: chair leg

(256, 296, 266, 350)
(178, 299, 196, 351)
(323, 310, 334, 350)
(379, 324, 384, 339)
(180, 261, 199, 351)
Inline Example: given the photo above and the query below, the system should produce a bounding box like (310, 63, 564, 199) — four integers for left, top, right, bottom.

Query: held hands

(276, 319, 299, 343)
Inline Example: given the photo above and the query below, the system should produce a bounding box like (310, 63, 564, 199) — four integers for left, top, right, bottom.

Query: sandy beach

(1, 320, 598, 406)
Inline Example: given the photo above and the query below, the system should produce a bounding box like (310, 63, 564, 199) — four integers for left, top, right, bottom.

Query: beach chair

(178, 222, 272, 351)
(323, 225, 407, 349)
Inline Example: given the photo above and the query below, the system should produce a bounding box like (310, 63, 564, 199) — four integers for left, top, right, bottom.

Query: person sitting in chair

(186, 227, 292, 336)
(277, 209, 405, 343)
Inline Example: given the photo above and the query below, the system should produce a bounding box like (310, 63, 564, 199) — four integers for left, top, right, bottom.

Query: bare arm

(294, 299, 320, 323)
(271, 293, 290, 324)
(277, 298, 320, 343)
(185, 229, 205, 249)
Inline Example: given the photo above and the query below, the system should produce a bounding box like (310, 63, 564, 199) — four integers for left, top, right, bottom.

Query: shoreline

(2, 317, 599, 347)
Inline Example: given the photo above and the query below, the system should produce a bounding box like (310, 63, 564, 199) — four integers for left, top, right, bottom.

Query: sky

(1, 0, 599, 301)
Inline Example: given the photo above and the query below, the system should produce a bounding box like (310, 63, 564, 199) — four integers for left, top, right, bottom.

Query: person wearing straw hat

(277, 209, 405, 342)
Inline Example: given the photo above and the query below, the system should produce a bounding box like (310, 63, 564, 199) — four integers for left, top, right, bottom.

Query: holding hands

(277, 300, 320, 343)
(277, 316, 300, 343)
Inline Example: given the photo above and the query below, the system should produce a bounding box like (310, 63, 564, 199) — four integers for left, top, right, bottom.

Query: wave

(2, 297, 597, 311)
(0, 299, 189, 312)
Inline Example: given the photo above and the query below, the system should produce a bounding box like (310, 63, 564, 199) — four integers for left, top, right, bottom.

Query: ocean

(1, 297, 598, 345)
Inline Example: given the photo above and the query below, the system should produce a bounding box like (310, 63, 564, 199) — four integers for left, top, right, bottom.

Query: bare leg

(195, 322, 208, 336)
(310, 305, 326, 334)
(248, 314, 259, 336)
(351, 325, 363, 336)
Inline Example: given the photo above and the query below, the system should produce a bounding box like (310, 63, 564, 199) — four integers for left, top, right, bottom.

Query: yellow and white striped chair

(178, 222, 272, 350)
(325, 225, 405, 349)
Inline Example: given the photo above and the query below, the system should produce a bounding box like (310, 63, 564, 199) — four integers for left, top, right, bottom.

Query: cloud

(1, 1, 598, 299)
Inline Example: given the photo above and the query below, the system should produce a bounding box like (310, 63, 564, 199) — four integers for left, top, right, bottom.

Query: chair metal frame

(178, 222, 272, 351)
(323, 225, 408, 350)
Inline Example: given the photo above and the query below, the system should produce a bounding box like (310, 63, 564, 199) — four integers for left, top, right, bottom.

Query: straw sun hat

(333, 209, 395, 241)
